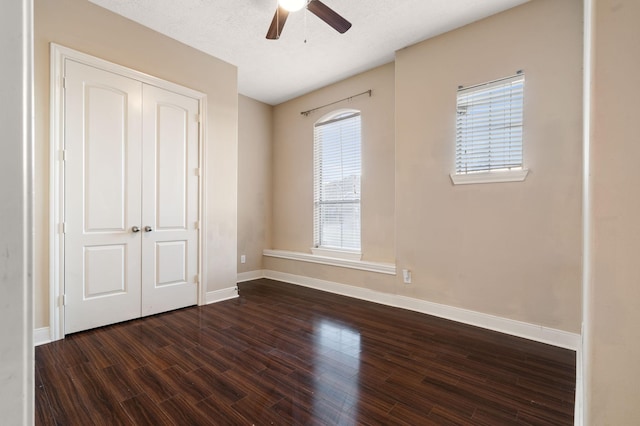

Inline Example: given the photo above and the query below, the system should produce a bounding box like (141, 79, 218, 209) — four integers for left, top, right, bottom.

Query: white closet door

(140, 85, 199, 316)
(64, 60, 143, 334)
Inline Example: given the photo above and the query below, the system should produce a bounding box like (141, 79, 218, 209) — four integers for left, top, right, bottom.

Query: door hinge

(194, 168, 201, 176)
(60, 294, 66, 306)
(194, 221, 200, 230)
(59, 149, 66, 162)
(196, 113, 201, 123)
(59, 222, 66, 234)
(194, 275, 199, 284)
(62, 77, 67, 89)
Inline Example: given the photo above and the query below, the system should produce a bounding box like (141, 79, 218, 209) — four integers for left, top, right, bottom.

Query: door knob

(144, 226, 153, 232)
(132, 226, 140, 233)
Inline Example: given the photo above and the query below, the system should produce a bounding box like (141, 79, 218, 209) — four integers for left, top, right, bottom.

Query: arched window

(313, 109, 361, 254)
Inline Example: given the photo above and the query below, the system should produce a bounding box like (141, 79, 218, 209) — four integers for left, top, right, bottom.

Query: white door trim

(49, 43, 208, 341)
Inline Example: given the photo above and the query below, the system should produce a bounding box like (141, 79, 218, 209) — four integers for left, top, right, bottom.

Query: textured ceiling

(89, 0, 529, 105)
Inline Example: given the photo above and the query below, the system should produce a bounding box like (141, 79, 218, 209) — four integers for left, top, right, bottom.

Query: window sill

(310, 247, 361, 261)
(450, 169, 529, 185)
(263, 249, 396, 275)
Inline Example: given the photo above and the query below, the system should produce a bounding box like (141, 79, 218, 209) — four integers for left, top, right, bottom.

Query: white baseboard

(237, 270, 265, 283)
(205, 286, 239, 304)
(263, 269, 580, 351)
(34, 327, 51, 346)
(36, 287, 240, 345)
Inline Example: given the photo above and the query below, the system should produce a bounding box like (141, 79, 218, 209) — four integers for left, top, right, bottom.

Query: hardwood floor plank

(267, 347, 315, 372)
(517, 405, 575, 424)
(271, 396, 316, 425)
(34, 368, 56, 426)
(160, 365, 216, 405)
(46, 337, 89, 369)
(158, 394, 217, 425)
(69, 331, 117, 369)
(36, 278, 576, 425)
(190, 365, 247, 405)
(421, 374, 520, 419)
(230, 395, 290, 426)
(471, 406, 524, 426)
(256, 367, 316, 402)
(427, 405, 480, 426)
(148, 323, 198, 352)
(195, 394, 254, 425)
(222, 368, 285, 406)
(38, 363, 94, 424)
(130, 364, 178, 404)
(341, 396, 395, 426)
(190, 344, 235, 374)
(120, 394, 172, 425)
(388, 402, 436, 426)
(96, 363, 143, 403)
(215, 345, 267, 375)
(137, 344, 188, 373)
(97, 327, 147, 371)
(66, 362, 134, 425)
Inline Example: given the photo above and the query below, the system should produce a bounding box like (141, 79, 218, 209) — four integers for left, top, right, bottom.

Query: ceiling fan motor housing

(266, 0, 352, 40)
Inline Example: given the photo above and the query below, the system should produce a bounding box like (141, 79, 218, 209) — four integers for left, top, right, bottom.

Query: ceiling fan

(266, 0, 352, 40)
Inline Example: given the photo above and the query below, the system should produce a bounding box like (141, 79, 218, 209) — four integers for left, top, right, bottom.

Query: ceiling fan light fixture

(267, 0, 351, 40)
(279, 0, 306, 12)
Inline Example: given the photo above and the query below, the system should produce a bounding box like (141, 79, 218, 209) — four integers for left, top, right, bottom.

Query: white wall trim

(237, 270, 265, 283)
(49, 43, 66, 342)
(578, 1, 594, 424)
(34, 328, 52, 347)
(310, 247, 361, 261)
(205, 286, 239, 304)
(450, 169, 529, 185)
(1, 1, 34, 422)
(575, 342, 584, 426)
(263, 249, 396, 275)
(262, 269, 580, 350)
(51, 44, 206, 99)
(197, 92, 208, 308)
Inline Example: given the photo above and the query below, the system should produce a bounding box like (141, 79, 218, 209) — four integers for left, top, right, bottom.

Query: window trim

(264, 249, 394, 275)
(310, 247, 362, 261)
(450, 168, 529, 185)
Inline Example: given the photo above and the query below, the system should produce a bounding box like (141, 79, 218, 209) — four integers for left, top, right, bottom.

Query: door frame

(49, 43, 208, 341)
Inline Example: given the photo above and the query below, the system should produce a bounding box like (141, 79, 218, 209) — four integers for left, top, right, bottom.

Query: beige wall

(268, 0, 582, 333)
(34, 0, 238, 329)
(267, 62, 396, 295)
(587, 0, 640, 422)
(271, 62, 396, 265)
(395, 0, 582, 331)
(238, 95, 272, 273)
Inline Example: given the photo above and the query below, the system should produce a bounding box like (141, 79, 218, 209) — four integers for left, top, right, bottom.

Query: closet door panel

(64, 60, 143, 334)
(141, 85, 199, 316)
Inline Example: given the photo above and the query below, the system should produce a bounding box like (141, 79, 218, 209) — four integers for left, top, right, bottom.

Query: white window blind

(455, 73, 525, 175)
(313, 111, 361, 251)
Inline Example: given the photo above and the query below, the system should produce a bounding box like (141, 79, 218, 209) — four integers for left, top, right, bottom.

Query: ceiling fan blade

(266, 6, 290, 39)
(307, 0, 352, 34)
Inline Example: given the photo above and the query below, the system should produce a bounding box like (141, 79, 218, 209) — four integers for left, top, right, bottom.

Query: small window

(313, 110, 361, 255)
(451, 73, 528, 185)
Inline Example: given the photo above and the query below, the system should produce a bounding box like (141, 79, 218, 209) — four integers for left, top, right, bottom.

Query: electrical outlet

(402, 269, 412, 284)
(240, 254, 246, 264)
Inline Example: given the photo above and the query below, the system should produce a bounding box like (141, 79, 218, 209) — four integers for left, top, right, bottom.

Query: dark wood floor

(36, 279, 575, 425)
